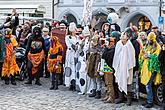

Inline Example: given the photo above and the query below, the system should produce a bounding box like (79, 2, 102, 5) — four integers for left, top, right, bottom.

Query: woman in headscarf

(2, 28, 19, 85)
(25, 26, 46, 86)
(47, 34, 63, 90)
(139, 32, 161, 108)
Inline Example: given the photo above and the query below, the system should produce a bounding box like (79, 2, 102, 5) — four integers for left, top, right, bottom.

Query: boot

(11, 75, 16, 85)
(126, 92, 132, 106)
(95, 91, 101, 99)
(35, 79, 42, 86)
(50, 81, 55, 90)
(54, 80, 58, 90)
(69, 85, 73, 91)
(5, 76, 9, 85)
(115, 91, 124, 104)
(89, 89, 96, 97)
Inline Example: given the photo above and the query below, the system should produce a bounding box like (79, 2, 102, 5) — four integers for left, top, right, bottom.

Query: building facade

(57, 0, 164, 31)
(0, 0, 164, 31)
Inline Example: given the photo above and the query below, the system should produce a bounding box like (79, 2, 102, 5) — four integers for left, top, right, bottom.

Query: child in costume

(47, 35, 63, 90)
(2, 28, 19, 85)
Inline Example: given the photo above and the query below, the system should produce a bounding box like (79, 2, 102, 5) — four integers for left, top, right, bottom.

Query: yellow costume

(2, 35, 19, 77)
(139, 32, 161, 85)
(47, 36, 63, 73)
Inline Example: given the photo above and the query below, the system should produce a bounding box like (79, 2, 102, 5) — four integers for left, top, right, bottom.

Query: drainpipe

(52, 0, 60, 19)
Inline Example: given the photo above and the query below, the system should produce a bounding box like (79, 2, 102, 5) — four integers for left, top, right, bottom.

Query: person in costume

(48, 34, 63, 90)
(76, 26, 90, 95)
(101, 37, 115, 103)
(25, 26, 46, 86)
(2, 28, 19, 85)
(139, 32, 161, 108)
(87, 35, 102, 99)
(112, 30, 136, 105)
(42, 27, 50, 78)
(64, 22, 79, 91)
(159, 36, 165, 110)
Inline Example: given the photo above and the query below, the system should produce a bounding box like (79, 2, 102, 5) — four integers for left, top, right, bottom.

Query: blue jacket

(43, 35, 50, 52)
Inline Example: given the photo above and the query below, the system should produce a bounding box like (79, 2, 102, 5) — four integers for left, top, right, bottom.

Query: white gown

(64, 35, 79, 87)
(76, 38, 89, 94)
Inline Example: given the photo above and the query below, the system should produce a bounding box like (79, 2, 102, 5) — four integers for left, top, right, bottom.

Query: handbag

(64, 60, 72, 77)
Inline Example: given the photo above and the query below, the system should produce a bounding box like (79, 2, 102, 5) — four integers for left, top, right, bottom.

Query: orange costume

(2, 34, 19, 77)
(48, 35, 63, 90)
(47, 36, 63, 73)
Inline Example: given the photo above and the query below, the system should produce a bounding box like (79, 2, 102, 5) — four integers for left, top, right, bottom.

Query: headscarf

(147, 32, 156, 42)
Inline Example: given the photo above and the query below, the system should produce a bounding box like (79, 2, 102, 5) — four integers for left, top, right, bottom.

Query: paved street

(0, 78, 160, 110)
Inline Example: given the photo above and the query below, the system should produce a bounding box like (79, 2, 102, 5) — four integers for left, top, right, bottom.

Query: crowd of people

(0, 9, 165, 109)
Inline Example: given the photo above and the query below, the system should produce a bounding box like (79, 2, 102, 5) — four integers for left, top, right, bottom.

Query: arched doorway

(92, 12, 108, 31)
(128, 14, 152, 32)
(65, 13, 77, 25)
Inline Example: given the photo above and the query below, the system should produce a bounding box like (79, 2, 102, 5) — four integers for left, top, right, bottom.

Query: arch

(121, 10, 156, 31)
(58, 8, 80, 24)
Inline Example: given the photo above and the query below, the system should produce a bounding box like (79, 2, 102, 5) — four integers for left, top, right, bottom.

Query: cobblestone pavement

(0, 78, 160, 110)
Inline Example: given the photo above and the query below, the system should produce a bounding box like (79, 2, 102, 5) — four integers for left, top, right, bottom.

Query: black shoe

(115, 91, 124, 104)
(11, 76, 16, 85)
(143, 103, 153, 108)
(11, 80, 16, 85)
(89, 89, 96, 97)
(54, 86, 58, 90)
(95, 91, 101, 99)
(35, 80, 42, 86)
(126, 92, 132, 106)
(44, 75, 50, 78)
(50, 86, 55, 90)
(25, 80, 32, 84)
(5, 80, 9, 85)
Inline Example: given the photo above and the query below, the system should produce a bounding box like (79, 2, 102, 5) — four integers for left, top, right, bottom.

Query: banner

(82, 0, 94, 26)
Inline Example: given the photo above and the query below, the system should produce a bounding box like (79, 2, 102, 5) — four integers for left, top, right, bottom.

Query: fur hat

(42, 27, 49, 32)
(82, 26, 90, 36)
(107, 13, 119, 24)
(69, 22, 77, 32)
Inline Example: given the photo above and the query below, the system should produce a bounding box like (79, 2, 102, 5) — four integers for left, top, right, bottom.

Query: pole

(23, 12, 24, 24)
(160, 0, 162, 17)
(52, 0, 55, 19)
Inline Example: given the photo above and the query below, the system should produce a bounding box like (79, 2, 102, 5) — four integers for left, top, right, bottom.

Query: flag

(82, 0, 94, 26)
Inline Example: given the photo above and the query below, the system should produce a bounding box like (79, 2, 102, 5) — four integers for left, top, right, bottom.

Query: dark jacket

(102, 45, 115, 69)
(130, 38, 140, 71)
(158, 50, 165, 75)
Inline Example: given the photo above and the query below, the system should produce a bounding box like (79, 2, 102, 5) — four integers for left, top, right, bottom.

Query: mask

(33, 27, 41, 37)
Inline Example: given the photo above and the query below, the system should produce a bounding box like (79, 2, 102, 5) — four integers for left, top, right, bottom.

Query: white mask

(162, 46, 165, 50)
